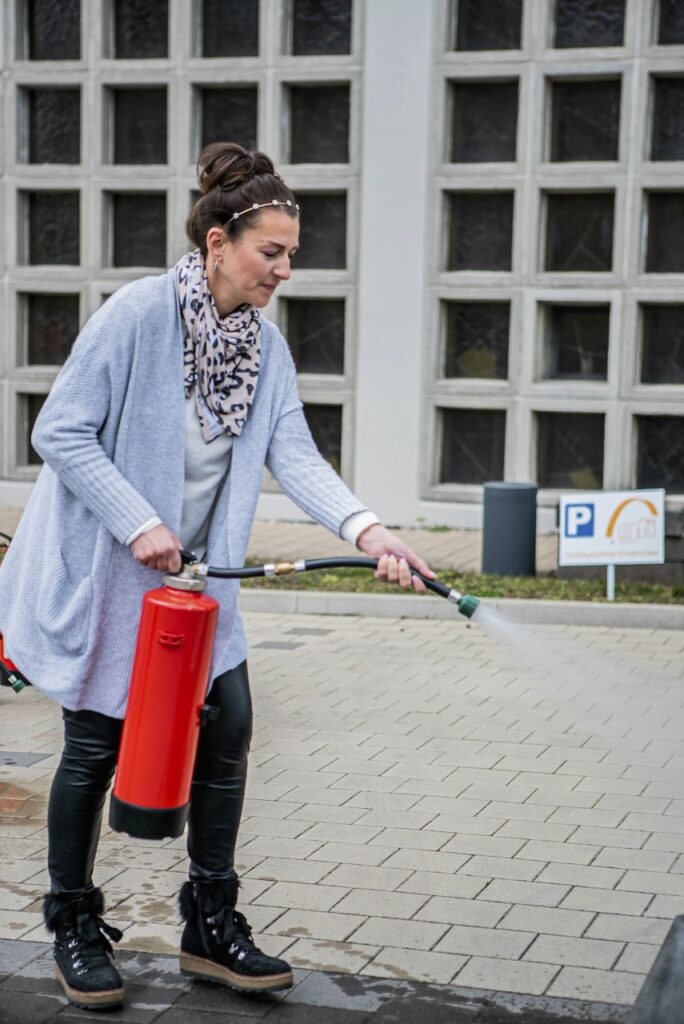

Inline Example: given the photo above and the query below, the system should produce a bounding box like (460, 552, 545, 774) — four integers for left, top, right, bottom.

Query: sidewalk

(2, 600, 683, 1018)
(247, 520, 560, 574)
(0, 943, 632, 1023)
(0, 508, 560, 573)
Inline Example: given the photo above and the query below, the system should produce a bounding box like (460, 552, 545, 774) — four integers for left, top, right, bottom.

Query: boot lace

(202, 904, 255, 956)
(65, 911, 123, 976)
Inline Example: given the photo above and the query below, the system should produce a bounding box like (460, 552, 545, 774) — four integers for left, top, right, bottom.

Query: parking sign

(559, 490, 665, 566)
(564, 504, 594, 538)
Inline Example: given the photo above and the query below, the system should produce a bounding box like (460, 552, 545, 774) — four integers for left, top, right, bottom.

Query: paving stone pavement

(0, 510, 559, 574)
(1, 605, 683, 1019)
(0, 942, 634, 1024)
(246, 520, 559, 574)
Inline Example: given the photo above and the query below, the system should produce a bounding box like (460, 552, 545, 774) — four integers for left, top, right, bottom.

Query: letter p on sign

(565, 503, 594, 537)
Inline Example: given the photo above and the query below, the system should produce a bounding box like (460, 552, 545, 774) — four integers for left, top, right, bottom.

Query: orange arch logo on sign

(605, 497, 659, 538)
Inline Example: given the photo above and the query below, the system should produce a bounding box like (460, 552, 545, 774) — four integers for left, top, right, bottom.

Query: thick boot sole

(179, 951, 293, 992)
(55, 964, 124, 1009)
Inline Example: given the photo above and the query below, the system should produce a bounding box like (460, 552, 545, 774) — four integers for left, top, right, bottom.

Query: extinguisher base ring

(109, 794, 189, 841)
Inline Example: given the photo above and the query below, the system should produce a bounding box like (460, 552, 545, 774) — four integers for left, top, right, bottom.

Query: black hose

(203, 565, 266, 579)
(0, 532, 13, 545)
(180, 550, 451, 599)
(300, 557, 452, 601)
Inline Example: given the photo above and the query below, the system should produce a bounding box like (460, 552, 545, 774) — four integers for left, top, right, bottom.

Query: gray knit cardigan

(0, 270, 365, 717)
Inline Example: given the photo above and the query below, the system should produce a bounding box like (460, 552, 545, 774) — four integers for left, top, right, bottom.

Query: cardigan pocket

(35, 549, 94, 656)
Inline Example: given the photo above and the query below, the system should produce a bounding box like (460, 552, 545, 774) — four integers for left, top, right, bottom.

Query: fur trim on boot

(43, 888, 105, 932)
(178, 877, 239, 924)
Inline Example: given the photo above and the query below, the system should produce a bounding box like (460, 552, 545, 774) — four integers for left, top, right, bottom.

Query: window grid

(1, 0, 361, 483)
(426, 0, 684, 504)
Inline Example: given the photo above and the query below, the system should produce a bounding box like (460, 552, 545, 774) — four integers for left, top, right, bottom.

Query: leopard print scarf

(175, 248, 261, 442)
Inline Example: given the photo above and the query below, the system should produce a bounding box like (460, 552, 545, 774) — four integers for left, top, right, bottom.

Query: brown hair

(186, 142, 298, 255)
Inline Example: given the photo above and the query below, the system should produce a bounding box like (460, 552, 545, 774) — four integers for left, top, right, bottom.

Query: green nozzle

(457, 594, 480, 619)
(9, 674, 26, 694)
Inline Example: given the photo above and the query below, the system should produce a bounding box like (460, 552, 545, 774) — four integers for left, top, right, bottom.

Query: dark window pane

(113, 88, 167, 164)
(202, 0, 259, 57)
(443, 302, 509, 378)
(292, 0, 351, 54)
(24, 293, 79, 365)
(114, 0, 168, 58)
(550, 79, 621, 162)
(453, 0, 522, 50)
(26, 191, 80, 265)
(554, 0, 625, 47)
(652, 78, 684, 161)
(26, 88, 80, 164)
(545, 193, 614, 272)
(637, 417, 684, 490)
(659, 0, 684, 44)
(27, 0, 80, 59)
(537, 413, 604, 489)
(285, 299, 345, 374)
(23, 394, 47, 465)
(290, 85, 349, 163)
(296, 194, 346, 269)
(200, 87, 258, 149)
(450, 81, 518, 163)
(544, 305, 609, 380)
(303, 403, 342, 474)
(111, 193, 166, 267)
(447, 192, 514, 271)
(646, 193, 684, 273)
(440, 409, 506, 484)
(641, 305, 684, 384)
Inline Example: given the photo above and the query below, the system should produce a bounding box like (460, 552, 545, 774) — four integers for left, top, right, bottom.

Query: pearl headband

(229, 198, 299, 225)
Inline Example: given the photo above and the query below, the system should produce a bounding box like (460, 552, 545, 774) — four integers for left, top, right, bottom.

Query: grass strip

(1, 547, 679, 604)
(240, 563, 682, 604)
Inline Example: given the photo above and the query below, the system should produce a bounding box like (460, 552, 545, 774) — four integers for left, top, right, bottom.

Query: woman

(0, 143, 434, 1009)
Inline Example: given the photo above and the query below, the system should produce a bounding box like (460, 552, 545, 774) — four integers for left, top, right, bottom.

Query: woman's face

(207, 209, 299, 315)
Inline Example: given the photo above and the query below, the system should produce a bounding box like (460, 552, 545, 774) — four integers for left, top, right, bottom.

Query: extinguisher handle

(178, 549, 268, 579)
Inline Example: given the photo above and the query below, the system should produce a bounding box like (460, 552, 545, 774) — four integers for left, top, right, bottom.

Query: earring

(213, 260, 220, 273)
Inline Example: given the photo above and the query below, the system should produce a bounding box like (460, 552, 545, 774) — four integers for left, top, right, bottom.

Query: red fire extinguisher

(0, 533, 29, 694)
(109, 571, 219, 841)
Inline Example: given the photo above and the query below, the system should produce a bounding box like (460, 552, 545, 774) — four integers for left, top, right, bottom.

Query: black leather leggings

(47, 662, 252, 895)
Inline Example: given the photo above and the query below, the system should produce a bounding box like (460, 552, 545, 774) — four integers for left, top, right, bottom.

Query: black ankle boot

(43, 888, 124, 1009)
(178, 878, 293, 993)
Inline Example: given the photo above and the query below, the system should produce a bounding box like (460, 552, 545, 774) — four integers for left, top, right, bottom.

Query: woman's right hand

(130, 525, 182, 573)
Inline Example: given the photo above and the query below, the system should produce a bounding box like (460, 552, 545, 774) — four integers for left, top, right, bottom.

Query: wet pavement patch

(253, 641, 304, 650)
(285, 628, 333, 636)
(0, 944, 634, 1023)
(0, 752, 49, 767)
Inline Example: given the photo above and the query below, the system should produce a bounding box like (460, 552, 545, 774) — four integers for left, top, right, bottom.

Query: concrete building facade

(1, 0, 683, 533)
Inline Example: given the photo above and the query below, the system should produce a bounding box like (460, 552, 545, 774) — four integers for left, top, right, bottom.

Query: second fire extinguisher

(109, 571, 219, 841)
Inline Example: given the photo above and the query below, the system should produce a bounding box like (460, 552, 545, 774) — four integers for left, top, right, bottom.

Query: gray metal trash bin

(482, 482, 538, 576)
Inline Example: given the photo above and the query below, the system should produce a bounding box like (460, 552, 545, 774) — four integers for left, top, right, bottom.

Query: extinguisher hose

(179, 551, 480, 619)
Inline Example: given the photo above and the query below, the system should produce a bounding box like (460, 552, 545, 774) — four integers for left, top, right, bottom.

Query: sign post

(559, 489, 665, 600)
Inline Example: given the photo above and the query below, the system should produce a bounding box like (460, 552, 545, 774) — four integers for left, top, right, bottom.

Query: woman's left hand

(355, 524, 436, 593)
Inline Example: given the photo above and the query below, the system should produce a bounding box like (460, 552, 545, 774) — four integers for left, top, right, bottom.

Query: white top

(179, 387, 233, 557)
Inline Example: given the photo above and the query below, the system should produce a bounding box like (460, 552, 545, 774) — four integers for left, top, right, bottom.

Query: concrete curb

(239, 588, 684, 630)
(0, 941, 632, 1022)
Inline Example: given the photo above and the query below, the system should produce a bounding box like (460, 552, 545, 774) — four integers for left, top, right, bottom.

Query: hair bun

(197, 142, 276, 195)
(187, 142, 296, 253)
